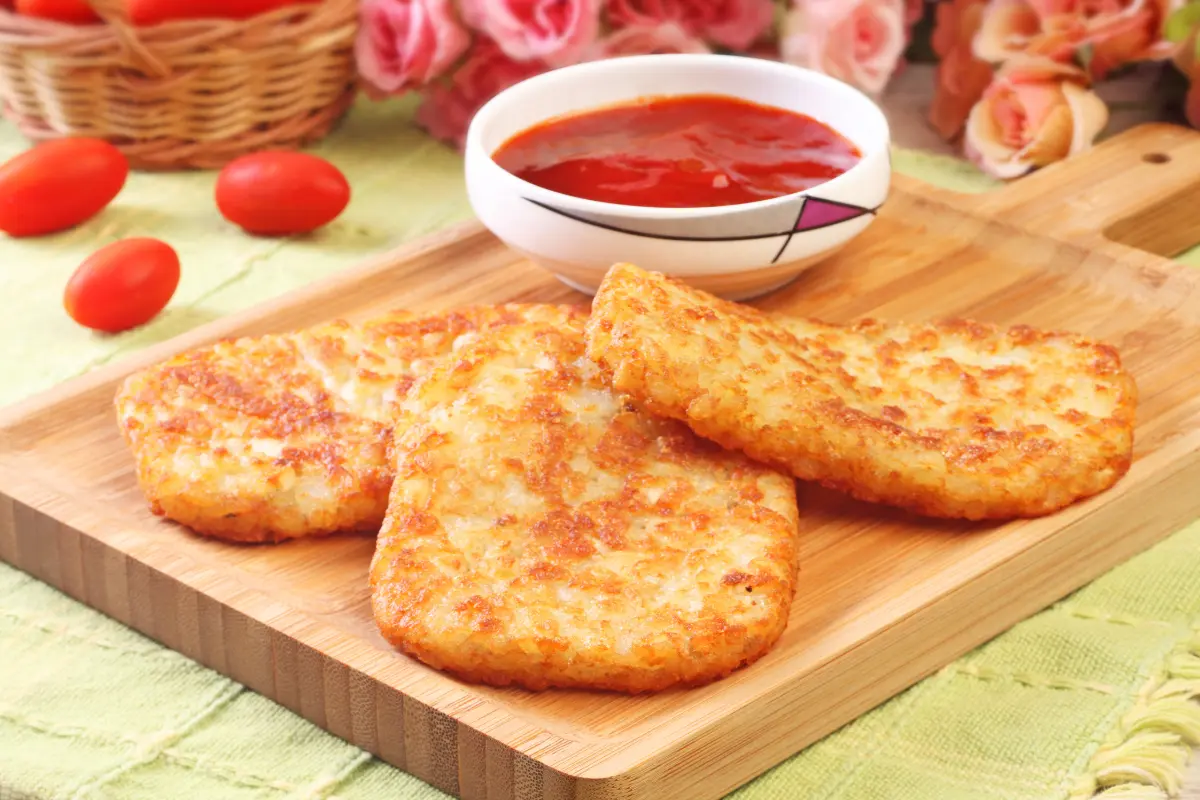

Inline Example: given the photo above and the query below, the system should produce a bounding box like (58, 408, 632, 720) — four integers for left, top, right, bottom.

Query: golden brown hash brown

(114, 304, 584, 543)
(586, 264, 1137, 521)
(370, 313, 800, 693)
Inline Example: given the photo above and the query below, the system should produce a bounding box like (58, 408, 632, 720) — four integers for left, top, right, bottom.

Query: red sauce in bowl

(491, 94, 862, 209)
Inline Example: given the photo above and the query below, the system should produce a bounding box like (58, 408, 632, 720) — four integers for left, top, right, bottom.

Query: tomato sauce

(492, 94, 861, 209)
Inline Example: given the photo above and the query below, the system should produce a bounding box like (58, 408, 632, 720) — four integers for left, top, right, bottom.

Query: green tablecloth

(1, 99, 1198, 800)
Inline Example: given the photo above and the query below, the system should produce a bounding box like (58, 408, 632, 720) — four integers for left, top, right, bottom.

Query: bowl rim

(465, 53, 891, 221)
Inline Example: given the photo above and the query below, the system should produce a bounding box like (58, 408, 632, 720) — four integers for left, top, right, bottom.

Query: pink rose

(415, 40, 547, 151)
(356, 0, 472, 96)
(458, 0, 602, 66)
(964, 56, 1108, 178)
(607, 0, 776, 50)
(974, 0, 1181, 79)
(929, 0, 994, 140)
(781, 0, 908, 96)
(586, 22, 711, 59)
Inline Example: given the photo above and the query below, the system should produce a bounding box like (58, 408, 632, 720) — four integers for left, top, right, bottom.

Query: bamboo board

(4, 124, 1200, 800)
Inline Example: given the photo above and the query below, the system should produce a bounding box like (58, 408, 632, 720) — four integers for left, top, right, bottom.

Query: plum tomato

(14, 0, 101, 23)
(215, 151, 351, 236)
(64, 238, 181, 333)
(0, 138, 128, 237)
(128, 0, 315, 26)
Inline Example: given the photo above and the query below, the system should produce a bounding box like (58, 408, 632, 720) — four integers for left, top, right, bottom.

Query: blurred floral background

(355, 0, 1200, 180)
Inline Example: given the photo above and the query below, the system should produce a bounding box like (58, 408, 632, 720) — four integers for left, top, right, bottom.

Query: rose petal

(965, 94, 1019, 162)
(1062, 81, 1110, 154)
(460, 0, 602, 66)
(587, 21, 710, 59)
(705, 0, 776, 50)
(1016, 102, 1074, 164)
(415, 40, 547, 150)
(973, 0, 1042, 62)
(977, 0, 1183, 80)
(356, 0, 471, 95)
(608, 0, 775, 51)
(1012, 82, 1066, 130)
(929, 55, 994, 139)
(965, 99, 1037, 179)
(997, 53, 1090, 84)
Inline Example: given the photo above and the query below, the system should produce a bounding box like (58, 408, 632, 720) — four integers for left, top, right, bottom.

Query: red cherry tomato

(0, 138, 128, 237)
(64, 238, 180, 333)
(14, 0, 100, 23)
(128, 0, 313, 26)
(215, 151, 350, 237)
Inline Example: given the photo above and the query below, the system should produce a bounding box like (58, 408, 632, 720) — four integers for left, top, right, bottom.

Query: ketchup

(492, 94, 861, 209)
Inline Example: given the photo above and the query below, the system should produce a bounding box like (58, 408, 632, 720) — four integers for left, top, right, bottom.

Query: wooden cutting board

(3, 124, 1200, 800)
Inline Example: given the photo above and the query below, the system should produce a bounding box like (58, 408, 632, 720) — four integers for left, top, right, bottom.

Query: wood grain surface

(3, 123, 1200, 799)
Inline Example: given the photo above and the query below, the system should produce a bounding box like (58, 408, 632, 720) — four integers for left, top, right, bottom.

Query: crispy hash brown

(586, 264, 1137, 520)
(115, 305, 583, 543)
(370, 314, 800, 693)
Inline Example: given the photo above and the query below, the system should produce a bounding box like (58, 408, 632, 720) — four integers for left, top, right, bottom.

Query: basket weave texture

(0, 0, 359, 170)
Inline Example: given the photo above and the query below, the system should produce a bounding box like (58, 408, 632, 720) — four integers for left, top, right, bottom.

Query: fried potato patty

(370, 314, 800, 693)
(115, 305, 580, 543)
(586, 264, 1137, 520)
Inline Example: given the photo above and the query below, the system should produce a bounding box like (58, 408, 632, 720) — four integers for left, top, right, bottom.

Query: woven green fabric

(1, 99, 1198, 800)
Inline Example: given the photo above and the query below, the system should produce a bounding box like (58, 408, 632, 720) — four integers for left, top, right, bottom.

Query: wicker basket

(0, 0, 359, 170)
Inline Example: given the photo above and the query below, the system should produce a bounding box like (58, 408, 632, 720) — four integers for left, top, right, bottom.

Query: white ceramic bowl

(464, 53, 891, 301)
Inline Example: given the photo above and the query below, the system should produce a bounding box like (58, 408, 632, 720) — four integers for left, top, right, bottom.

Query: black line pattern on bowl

(524, 196, 880, 264)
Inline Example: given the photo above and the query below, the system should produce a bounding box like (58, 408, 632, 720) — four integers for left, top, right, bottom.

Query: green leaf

(1164, 3, 1200, 42)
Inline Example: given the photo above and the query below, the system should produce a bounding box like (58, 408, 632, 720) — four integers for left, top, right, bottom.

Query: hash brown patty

(370, 313, 800, 693)
(115, 305, 582, 543)
(586, 263, 1137, 520)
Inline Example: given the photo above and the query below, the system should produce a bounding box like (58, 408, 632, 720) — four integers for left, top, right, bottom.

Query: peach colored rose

(356, 0, 471, 96)
(929, 0, 995, 140)
(973, 0, 1048, 60)
(964, 56, 1108, 178)
(586, 22, 711, 59)
(606, 0, 776, 50)
(458, 0, 601, 66)
(416, 40, 547, 151)
(1083, 0, 1181, 76)
(974, 0, 1182, 79)
(781, 0, 908, 96)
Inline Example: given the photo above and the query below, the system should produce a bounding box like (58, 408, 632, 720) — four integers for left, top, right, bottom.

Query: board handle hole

(1142, 152, 1171, 164)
